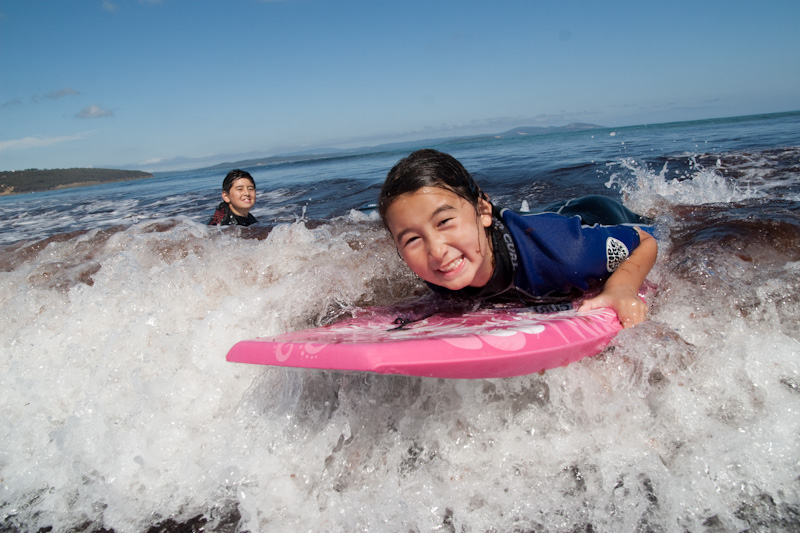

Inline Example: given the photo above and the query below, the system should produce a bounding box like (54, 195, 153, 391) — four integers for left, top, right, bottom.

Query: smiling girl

(378, 149, 658, 328)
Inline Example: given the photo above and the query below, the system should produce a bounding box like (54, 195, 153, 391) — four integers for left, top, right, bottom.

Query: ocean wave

(2, 114, 799, 531)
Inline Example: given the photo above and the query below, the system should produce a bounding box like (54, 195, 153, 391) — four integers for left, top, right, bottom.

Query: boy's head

(222, 169, 255, 193)
(221, 169, 256, 217)
(378, 149, 487, 228)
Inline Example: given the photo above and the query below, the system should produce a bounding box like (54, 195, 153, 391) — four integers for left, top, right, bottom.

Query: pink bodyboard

(226, 306, 623, 379)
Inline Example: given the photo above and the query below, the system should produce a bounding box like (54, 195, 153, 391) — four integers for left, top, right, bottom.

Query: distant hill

(0, 168, 153, 195)
(201, 151, 350, 172)
(202, 123, 605, 172)
(496, 123, 604, 137)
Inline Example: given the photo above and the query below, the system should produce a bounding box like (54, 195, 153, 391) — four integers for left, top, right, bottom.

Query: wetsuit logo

(495, 219, 518, 269)
(606, 237, 629, 272)
(504, 233, 518, 269)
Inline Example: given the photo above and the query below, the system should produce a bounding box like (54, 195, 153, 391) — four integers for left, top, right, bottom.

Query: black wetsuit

(207, 202, 257, 226)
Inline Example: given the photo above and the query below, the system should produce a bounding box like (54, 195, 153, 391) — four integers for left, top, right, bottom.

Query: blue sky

(2, 1, 799, 172)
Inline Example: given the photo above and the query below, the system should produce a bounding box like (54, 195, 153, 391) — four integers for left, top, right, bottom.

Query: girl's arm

(578, 229, 658, 328)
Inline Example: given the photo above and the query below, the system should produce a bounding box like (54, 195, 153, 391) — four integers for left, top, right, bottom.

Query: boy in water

(378, 149, 657, 328)
(207, 169, 257, 226)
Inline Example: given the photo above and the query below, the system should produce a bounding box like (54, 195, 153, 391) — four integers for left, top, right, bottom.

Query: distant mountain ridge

(496, 123, 602, 136)
(202, 122, 605, 172)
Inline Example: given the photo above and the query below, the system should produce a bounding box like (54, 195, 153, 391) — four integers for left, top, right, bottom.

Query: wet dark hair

(378, 149, 487, 228)
(222, 169, 255, 193)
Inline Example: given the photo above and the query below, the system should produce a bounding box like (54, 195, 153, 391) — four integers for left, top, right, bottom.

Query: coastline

(1, 179, 135, 196)
(0, 169, 153, 196)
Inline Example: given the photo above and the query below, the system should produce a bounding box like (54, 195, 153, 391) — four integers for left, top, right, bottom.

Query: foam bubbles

(2, 134, 800, 529)
(2, 201, 800, 531)
(605, 156, 763, 216)
(0, 217, 416, 530)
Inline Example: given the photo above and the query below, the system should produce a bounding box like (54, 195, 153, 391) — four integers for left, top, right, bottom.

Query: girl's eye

(438, 217, 453, 227)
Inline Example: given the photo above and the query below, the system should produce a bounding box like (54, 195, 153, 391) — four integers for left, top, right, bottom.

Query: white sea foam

(605, 156, 764, 216)
(1, 199, 798, 531)
(2, 116, 799, 530)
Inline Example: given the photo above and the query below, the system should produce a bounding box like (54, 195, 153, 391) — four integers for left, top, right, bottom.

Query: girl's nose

(428, 236, 448, 262)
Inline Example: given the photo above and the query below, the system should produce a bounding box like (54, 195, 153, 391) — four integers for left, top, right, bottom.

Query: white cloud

(4, 87, 80, 105)
(102, 1, 119, 11)
(46, 87, 80, 100)
(76, 105, 113, 119)
(0, 133, 91, 152)
(1, 97, 24, 108)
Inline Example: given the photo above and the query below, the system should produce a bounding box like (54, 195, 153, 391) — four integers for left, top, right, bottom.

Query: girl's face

(222, 178, 256, 216)
(385, 187, 494, 291)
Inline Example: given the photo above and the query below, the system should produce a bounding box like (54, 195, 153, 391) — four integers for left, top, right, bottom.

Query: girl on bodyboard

(377, 149, 658, 329)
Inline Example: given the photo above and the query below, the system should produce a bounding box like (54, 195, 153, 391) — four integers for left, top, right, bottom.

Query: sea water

(1, 112, 799, 532)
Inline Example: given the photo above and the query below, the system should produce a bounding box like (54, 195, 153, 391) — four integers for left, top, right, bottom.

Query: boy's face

(222, 178, 256, 216)
(385, 187, 494, 291)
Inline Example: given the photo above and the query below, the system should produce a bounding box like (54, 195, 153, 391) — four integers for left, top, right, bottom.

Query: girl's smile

(385, 187, 494, 291)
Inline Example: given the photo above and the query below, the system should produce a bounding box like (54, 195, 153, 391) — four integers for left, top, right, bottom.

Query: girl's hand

(578, 286, 648, 328)
(578, 227, 657, 328)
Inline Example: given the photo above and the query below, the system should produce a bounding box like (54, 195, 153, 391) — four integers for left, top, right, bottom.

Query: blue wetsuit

(427, 195, 653, 302)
